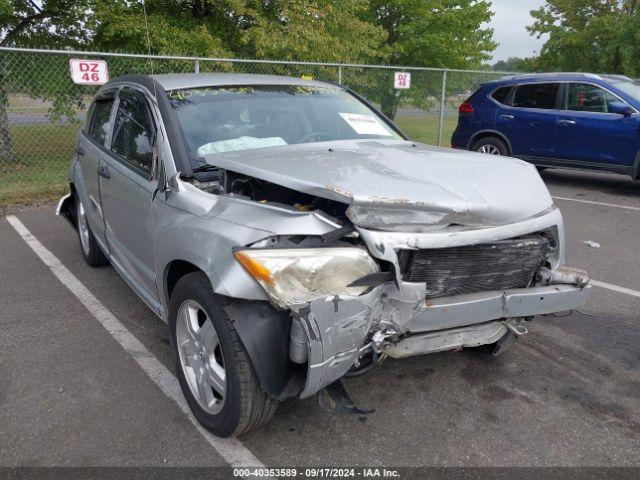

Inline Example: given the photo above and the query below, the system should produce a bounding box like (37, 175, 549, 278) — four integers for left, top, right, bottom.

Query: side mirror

(609, 101, 633, 117)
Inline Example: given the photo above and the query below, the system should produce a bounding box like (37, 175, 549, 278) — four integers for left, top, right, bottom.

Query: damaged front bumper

(290, 266, 590, 399)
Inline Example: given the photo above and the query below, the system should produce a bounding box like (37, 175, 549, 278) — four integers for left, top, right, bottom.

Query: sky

(488, 0, 548, 62)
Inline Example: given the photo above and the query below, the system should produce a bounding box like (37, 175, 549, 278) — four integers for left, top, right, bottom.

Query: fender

(468, 129, 513, 155)
(224, 300, 299, 400)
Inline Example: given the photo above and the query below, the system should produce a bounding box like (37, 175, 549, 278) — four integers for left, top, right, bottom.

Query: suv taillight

(458, 101, 474, 114)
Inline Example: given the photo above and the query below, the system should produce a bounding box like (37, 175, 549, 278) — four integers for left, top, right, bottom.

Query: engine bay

(221, 169, 349, 222)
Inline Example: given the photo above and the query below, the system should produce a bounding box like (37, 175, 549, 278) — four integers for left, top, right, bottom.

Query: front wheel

(472, 137, 509, 156)
(169, 272, 277, 437)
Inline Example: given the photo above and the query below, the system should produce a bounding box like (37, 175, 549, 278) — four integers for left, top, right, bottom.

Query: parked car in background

(451, 73, 640, 179)
(58, 73, 590, 437)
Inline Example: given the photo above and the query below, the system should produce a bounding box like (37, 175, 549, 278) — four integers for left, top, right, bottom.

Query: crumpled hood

(205, 139, 553, 226)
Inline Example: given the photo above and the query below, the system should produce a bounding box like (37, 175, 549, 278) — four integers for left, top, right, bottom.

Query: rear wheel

(169, 272, 277, 437)
(76, 195, 109, 267)
(472, 137, 509, 156)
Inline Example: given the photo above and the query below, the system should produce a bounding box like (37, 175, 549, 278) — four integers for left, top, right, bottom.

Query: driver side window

(111, 89, 156, 176)
(566, 83, 626, 113)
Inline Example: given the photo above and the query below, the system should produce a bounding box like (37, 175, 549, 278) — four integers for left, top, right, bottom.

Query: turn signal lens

(233, 251, 273, 284)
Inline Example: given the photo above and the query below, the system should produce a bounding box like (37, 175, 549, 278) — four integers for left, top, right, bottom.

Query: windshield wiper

(192, 164, 219, 173)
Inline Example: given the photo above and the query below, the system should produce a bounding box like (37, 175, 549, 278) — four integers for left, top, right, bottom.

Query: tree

(0, 0, 92, 165)
(1, 0, 92, 48)
(244, 0, 387, 63)
(91, 1, 389, 81)
(92, 0, 234, 57)
(529, 0, 640, 75)
(493, 56, 539, 72)
(367, 0, 496, 118)
(93, 0, 388, 63)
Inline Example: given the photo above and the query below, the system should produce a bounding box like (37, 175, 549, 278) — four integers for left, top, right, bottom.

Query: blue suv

(451, 73, 640, 179)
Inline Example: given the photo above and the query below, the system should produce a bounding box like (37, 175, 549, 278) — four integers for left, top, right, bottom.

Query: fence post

(338, 64, 343, 85)
(437, 70, 447, 146)
(194, 59, 200, 74)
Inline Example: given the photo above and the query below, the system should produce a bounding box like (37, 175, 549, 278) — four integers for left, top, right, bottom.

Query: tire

(169, 272, 277, 437)
(75, 194, 109, 267)
(472, 136, 509, 156)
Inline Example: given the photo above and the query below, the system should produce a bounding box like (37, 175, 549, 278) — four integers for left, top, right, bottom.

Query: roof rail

(494, 72, 606, 82)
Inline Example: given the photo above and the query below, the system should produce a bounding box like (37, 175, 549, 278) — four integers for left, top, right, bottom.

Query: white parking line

(591, 280, 640, 299)
(5, 215, 265, 469)
(552, 196, 640, 212)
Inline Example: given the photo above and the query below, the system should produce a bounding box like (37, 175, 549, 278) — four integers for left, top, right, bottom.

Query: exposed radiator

(401, 235, 550, 298)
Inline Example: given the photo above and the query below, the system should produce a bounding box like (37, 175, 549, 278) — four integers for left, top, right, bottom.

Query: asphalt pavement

(1, 167, 639, 470)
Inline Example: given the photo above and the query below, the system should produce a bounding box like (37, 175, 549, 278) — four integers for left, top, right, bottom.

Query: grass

(395, 115, 458, 147)
(0, 115, 457, 207)
(0, 123, 80, 207)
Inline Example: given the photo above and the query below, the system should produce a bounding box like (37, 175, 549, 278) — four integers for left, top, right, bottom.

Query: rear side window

(491, 86, 512, 105)
(111, 89, 156, 176)
(87, 98, 114, 144)
(512, 83, 560, 110)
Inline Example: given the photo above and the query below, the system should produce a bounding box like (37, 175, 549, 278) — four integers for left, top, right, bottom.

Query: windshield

(167, 85, 402, 160)
(610, 80, 640, 103)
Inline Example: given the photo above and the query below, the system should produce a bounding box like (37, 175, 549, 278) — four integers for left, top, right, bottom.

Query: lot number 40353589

(69, 59, 109, 85)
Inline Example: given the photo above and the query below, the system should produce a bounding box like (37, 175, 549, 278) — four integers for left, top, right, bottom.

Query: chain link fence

(0, 47, 513, 205)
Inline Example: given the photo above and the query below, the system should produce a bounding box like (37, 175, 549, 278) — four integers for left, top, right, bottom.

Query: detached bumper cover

(56, 192, 76, 227)
(293, 277, 590, 398)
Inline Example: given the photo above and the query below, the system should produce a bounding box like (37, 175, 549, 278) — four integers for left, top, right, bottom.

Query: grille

(401, 235, 550, 298)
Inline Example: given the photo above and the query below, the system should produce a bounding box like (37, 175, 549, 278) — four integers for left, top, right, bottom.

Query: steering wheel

(298, 131, 332, 143)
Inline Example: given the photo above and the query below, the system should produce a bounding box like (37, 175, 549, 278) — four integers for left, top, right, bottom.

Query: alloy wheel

(477, 144, 501, 155)
(176, 299, 227, 415)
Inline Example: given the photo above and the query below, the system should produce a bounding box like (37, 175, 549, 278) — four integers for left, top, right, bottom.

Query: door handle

(558, 119, 576, 126)
(76, 146, 86, 156)
(98, 166, 111, 179)
(500, 114, 515, 120)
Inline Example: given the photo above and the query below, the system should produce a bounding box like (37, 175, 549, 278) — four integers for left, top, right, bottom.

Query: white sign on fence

(69, 59, 109, 85)
(394, 72, 411, 89)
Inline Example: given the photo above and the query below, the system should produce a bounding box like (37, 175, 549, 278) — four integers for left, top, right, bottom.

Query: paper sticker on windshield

(339, 113, 390, 136)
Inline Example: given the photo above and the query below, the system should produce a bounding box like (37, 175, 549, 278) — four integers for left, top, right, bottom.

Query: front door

(554, 82, 639, 168)
(497, 82, 560, 158)
(99, 87, 161, 312)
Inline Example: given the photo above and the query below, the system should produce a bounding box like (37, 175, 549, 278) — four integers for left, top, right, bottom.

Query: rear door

(554, 82, 639, 168)
(99, 86, 161, 312)
(77, 91, 116, 248)
(496, 82, 560, 158)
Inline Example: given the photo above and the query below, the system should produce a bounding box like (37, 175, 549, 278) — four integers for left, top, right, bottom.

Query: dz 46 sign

(394, 72, 411, 89)
(69, 59, 109, 85)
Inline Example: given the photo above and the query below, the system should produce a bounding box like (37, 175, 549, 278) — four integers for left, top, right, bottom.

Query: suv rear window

(491, 87, 512, 105)
(512, 83, 559, 110)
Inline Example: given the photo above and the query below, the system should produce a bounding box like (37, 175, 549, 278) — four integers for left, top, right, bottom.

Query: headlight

(347, 205, 455, 232)
(234, 248, 380, 307)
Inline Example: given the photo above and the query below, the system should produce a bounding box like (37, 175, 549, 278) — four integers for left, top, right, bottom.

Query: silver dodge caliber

(58, 73, 591, 437)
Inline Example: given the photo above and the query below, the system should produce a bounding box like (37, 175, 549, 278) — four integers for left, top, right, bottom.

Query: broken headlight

(234, 248, 380, 308)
